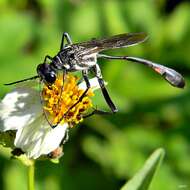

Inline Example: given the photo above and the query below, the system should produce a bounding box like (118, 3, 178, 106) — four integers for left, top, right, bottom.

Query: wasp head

(37, 63, 56, 86)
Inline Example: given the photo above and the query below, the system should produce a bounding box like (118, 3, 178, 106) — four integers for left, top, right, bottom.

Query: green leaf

(120, 148, 165, 190)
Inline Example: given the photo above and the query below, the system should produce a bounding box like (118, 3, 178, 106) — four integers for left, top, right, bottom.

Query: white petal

(14, 116, 68, 159)
(0, 87, 42, 131)
(78, 78, 107, 91)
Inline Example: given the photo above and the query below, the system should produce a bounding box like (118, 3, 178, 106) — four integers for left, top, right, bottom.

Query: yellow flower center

(42, 74, 94, 126)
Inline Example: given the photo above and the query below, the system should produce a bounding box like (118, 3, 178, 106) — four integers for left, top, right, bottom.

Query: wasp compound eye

(45, 72, 56, 84)
(37, 63, 56, 84)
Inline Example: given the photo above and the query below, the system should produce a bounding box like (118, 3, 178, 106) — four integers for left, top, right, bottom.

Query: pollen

(42, 74, 94, 126)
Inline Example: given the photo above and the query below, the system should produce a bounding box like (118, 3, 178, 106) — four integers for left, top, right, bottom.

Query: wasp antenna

(4, 76, 39, 86)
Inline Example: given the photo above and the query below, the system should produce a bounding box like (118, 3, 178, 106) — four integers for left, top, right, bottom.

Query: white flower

(0, 76, 103, 159)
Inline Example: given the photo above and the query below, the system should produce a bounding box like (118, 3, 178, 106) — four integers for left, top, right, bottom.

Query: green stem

(28, 161, 35, 190)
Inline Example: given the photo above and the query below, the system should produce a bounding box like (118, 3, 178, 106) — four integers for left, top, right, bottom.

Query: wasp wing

(75, 32, 148, 55)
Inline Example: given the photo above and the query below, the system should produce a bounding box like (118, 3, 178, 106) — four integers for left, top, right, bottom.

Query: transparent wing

(75, 32, 148, 55)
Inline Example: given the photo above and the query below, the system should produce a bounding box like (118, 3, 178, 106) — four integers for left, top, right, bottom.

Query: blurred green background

(0, 0, 190, 189)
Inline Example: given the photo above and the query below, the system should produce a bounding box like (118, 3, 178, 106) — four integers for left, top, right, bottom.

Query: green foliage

(0, 0, 190, 190)
(121, 148, 165, 190)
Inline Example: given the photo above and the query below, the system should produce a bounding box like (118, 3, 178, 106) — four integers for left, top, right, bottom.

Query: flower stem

(28, 161, 35, 190)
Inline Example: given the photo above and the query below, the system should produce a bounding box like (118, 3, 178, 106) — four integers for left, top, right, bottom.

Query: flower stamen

(42, 74, 94, 126)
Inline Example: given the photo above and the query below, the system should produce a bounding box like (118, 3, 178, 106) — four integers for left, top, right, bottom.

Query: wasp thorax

(37, 63, 56, 84)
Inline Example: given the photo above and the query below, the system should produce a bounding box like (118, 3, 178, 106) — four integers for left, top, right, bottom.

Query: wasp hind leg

(52, 70, 90, 128)
(64, 70, 91, 115)
(92, 64, 118, 114)
(83, 107, 112, 118)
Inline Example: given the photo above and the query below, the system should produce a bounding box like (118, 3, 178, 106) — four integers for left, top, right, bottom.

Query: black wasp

(5, 32, 185, 127)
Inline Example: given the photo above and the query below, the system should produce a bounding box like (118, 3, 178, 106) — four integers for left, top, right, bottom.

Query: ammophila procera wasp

(5, 32, 185, 128)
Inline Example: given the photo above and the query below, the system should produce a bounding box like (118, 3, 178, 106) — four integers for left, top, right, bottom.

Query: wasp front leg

(60, 32, 73, 50)
(44, 55, 53, 63)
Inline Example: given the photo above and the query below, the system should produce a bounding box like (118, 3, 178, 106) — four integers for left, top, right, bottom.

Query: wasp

(5, 32, 185, 127)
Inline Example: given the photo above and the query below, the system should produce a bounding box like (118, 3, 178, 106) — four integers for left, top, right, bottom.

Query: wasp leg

(57, 70, 67, 109)
(44, 55, 53, 63)
(65, 70, 90, 114)
(83, 108, 112, 118)
(39, 80, 56, 128)
(52, 70, 90, 128)
(60, 32, 72, 50)
(92, 64, 118, 113)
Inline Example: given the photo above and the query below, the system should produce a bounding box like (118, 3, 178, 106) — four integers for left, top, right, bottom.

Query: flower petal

(78, 77, 107, 91)
(0, 87, 42, 131)
(14, 116, 68, 159)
